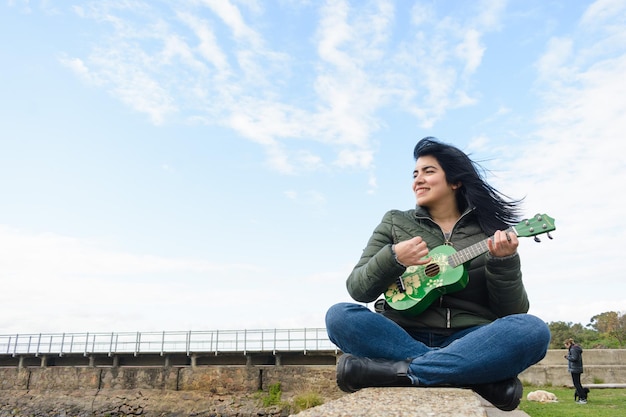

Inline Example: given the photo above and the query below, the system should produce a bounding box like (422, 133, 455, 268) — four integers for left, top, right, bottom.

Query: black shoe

(336, 354, 414, 393)
(470, 377, 523, 411)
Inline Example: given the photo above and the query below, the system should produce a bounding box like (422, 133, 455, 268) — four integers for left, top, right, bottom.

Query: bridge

(0, 328, 339, 368)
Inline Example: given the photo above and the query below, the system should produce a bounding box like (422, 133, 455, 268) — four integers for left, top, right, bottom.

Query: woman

(564, 338, 587, 404)
(325, 137, 551, 412)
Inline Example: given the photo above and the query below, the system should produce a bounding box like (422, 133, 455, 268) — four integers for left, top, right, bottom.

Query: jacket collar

(413, 204, 475, 221)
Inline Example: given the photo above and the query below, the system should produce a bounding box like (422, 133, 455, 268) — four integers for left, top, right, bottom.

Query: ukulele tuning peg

(547, 232, 553, 240)
(534, 236, 541, 243)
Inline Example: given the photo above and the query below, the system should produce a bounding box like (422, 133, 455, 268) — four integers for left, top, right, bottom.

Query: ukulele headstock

(514, 213, 556, 242)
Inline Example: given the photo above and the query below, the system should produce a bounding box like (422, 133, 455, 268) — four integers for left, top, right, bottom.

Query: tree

(589, 311, 626, 348)
(589, 311, 619, 333)
(604, 311, 626, 347)
(547, 320, 603, 349)
(547, 311, 626, 349)
(616, 313, 626, 347)
(548, 321, 574, 349)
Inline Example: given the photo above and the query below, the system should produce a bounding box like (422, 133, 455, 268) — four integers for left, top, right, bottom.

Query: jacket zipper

(439, 296, 451, 328)
(415, 207, 473, 245)
(417, 207, 474, 329)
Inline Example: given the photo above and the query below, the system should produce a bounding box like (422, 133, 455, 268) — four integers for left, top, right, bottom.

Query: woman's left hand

(487, 229, 518, 257)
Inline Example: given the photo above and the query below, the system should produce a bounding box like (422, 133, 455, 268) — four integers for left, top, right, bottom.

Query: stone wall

(0, 365, 340, 396)
(520, 348, 626, 386)
(1, 349, 626, 392)
(0, 366, 342, 417)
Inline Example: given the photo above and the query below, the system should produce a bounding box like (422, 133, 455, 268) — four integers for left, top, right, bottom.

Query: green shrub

(292, 392, 324, 412)
(257, 382, 284, 407)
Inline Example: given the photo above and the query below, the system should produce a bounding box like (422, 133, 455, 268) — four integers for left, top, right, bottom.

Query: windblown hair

(413, 137, 523, 235)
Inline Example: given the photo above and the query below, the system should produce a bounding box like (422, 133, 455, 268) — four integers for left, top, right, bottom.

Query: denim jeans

(325, 302, 550, 386)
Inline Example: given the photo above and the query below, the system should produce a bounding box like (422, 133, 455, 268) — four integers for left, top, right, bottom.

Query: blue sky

(1, 0, 624, 334)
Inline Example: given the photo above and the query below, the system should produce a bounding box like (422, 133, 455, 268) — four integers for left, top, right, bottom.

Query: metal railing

(0, 328, 338, 357)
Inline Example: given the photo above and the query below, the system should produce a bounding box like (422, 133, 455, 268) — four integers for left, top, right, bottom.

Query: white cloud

(0, 225, 260, 278)
(455, 28, 485, 75)
(202, 0, 260, 44)
(177, 12, 230, 73)
(57, 1, 509, 176)
(392, 1, 505, 128)
(580, 0, 626, 30)
(283, 190, 328, 215)
(0, 225, 266, 332)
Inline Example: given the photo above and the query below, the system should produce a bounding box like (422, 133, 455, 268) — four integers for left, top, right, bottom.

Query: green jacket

(346, 207, 530, 330)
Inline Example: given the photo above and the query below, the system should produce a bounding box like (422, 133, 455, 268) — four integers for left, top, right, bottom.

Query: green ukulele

(384, 213, 556, 316)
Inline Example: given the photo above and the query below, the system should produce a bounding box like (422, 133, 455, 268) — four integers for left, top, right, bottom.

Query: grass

(256, 382, 287, 407)
(519, 386, 626, 417)
(291, 392, 324, 413)
(255, 382, 324, 413)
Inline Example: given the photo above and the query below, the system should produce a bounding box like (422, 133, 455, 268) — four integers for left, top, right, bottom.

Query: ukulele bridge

(395, 276, 406, 293)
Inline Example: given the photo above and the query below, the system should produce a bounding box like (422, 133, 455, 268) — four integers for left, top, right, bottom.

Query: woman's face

(412, 155, 457, 208)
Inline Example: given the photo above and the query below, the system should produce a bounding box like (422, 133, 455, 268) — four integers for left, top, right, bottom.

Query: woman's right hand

(393, 236, 431, 267)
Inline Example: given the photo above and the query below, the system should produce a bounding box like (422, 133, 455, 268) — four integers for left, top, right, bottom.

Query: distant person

(325, 137, 551, 412)
(564, 338, 588, 404)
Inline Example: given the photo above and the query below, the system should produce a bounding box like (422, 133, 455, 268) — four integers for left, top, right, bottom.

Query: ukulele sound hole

(424, 263, 440, 277)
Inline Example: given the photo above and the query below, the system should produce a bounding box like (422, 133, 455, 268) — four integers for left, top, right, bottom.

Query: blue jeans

(325, 302, 550, 386)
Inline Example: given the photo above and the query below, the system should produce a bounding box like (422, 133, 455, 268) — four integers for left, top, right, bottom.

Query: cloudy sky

(1, 0, 624, 336)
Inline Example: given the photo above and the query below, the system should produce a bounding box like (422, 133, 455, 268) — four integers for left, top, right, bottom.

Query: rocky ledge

(0, 389, 293, 417)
